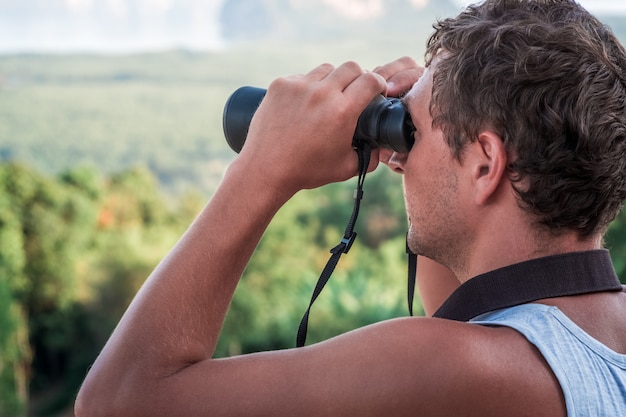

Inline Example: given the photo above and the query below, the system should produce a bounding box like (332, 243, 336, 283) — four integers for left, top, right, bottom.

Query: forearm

(76, 62, 387, 416)
(77, 159, 293, 406)
(134, 160, 292, 358)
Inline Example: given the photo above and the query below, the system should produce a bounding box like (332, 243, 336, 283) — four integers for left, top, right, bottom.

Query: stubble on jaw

(405, 163, 471, 277)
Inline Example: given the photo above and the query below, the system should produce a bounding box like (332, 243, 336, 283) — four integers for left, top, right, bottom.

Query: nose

(379, 148, 407, 174)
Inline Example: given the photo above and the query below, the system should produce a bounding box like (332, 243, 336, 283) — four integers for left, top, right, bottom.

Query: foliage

(0, 160, 415, 415)
(0, 157, 625, 415)
(0, 36, 430, 198)
(216, 169, 414, 355)
(0, 162, 192, 415)
(0, 46, 429, 414)
(1, 22, 626, 412)
(0, 189, 29, 416)
(606, 208, 626, 284)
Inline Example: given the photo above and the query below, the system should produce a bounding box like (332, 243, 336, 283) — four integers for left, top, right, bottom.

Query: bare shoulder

(319, 317, 567, 417)
(145, 317, 566, 417)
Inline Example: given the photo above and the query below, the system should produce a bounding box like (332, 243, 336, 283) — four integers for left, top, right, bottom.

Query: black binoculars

(222, 86, 415, 153)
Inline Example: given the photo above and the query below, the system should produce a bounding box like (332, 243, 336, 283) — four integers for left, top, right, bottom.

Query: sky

(0, 0, 625, 54)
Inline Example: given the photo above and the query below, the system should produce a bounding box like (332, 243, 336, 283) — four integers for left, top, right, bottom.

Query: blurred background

(1, 1, 625, 415)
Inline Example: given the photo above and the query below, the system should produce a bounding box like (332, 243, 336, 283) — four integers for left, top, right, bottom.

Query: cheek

(401, 171, 424, 217)
(402, 152, 432, 193)
(401, 177, 413, 218)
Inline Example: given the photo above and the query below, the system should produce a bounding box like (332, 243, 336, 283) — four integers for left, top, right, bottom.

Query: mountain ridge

(0, 0, 462, 53)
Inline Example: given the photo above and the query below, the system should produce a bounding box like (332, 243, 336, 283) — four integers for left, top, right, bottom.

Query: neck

(434, 249, 622, 322)
(453, 223, 603, 283)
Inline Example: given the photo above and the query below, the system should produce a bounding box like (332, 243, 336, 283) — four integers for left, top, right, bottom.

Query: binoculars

(222, 86, 415, 153)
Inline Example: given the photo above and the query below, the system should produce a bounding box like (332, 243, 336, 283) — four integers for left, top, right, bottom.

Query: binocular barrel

(222, 86, 415, 153)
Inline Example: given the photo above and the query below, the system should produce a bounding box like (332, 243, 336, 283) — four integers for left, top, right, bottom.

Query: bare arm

(75, 61, 387, 415)
(75, 59, 563, 417)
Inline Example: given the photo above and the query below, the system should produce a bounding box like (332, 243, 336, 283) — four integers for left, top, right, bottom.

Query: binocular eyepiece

(222, 86, 415, 153)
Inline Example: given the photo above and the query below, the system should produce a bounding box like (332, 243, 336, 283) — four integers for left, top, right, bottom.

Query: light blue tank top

(471, 303, 626, 417)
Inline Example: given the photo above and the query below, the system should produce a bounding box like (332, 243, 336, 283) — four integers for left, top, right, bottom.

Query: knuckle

(307, 85, 328, 106)
(342, 60, 364, 74)
(268, 76, 289, 90)
(398, 56, 418, 67)
(363, 71, 386, 92)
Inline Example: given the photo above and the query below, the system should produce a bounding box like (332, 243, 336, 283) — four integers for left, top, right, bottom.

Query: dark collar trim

(433, 250, 623, 322)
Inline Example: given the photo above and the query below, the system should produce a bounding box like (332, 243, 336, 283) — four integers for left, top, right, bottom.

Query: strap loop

(338, 232, 357, 254)
(296, 143, 371, 347)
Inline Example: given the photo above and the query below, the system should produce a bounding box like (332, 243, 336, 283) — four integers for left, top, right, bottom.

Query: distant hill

(0, 0, 461, 53)
(0, 0, 625, 197)
(1, 0, 624, 53)
(218, 0, 461, 43)
(0, 1, 468, 197)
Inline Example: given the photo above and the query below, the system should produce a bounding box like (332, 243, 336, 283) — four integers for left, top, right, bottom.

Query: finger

(342, 71, 387, 109)
(373, 56, 419, 80)
(387, 67, 424, 97)
(379, 148, 394, 166)
(304, 62, 336, 81)
(367, 148, 381, 173)
(322, 61, 367, 91)
(374, 57, 423, 97)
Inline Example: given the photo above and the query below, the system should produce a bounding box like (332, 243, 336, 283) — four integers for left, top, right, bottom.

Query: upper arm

(77, 318, 565, 417)
(95, 318, 448, 416)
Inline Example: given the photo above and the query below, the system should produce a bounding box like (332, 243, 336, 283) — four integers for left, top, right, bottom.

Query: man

(75, 0, 626, 416)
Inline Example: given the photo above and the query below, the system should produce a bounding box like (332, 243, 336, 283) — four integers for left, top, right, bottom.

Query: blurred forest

(0, 159, 415, 416)
(0, 38, 431, 416)
(2, 12, 626, 417)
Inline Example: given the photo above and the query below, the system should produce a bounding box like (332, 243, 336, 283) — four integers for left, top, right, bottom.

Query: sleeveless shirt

(472, 303, 626, 417)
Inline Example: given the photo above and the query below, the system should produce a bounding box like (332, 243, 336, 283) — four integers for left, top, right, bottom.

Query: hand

(373, 56, 424, 98)
(374, 57, 424, 168)
(236, 62, 386, 197)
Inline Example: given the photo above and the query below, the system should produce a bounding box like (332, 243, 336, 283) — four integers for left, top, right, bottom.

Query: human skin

(75, 57, 626, 417)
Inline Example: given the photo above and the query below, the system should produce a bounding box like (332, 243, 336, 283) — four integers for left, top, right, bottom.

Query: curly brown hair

(425, 0, 626, 237)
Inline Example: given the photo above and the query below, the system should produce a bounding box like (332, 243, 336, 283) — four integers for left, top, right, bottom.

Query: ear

(467, 131, 508, 206)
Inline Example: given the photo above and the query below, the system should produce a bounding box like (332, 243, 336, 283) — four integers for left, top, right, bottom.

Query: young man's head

(425, 0, 626, 238)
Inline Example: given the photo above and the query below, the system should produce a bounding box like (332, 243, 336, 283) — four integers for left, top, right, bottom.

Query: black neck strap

(430, 249, 623, 321)
(296, 155, 623, 344)
(296, 144, 371, 347)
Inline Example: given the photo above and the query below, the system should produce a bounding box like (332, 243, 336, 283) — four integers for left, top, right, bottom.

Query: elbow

(75, 367, 165, 417)
(74, 386, 93, 417)
(74, 370, 137, 417)
(75, 386, 103, 417)
(74, 376, 119, 417)
(75, 384, 141, 417)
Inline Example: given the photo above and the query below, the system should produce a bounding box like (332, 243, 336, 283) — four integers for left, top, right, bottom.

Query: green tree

(606, 208, 626, 283)
(0, 163, 102, 415)
(215, 170, 414, 355)
(0, 185, 30, 416)
(0, 162, 200, 415)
